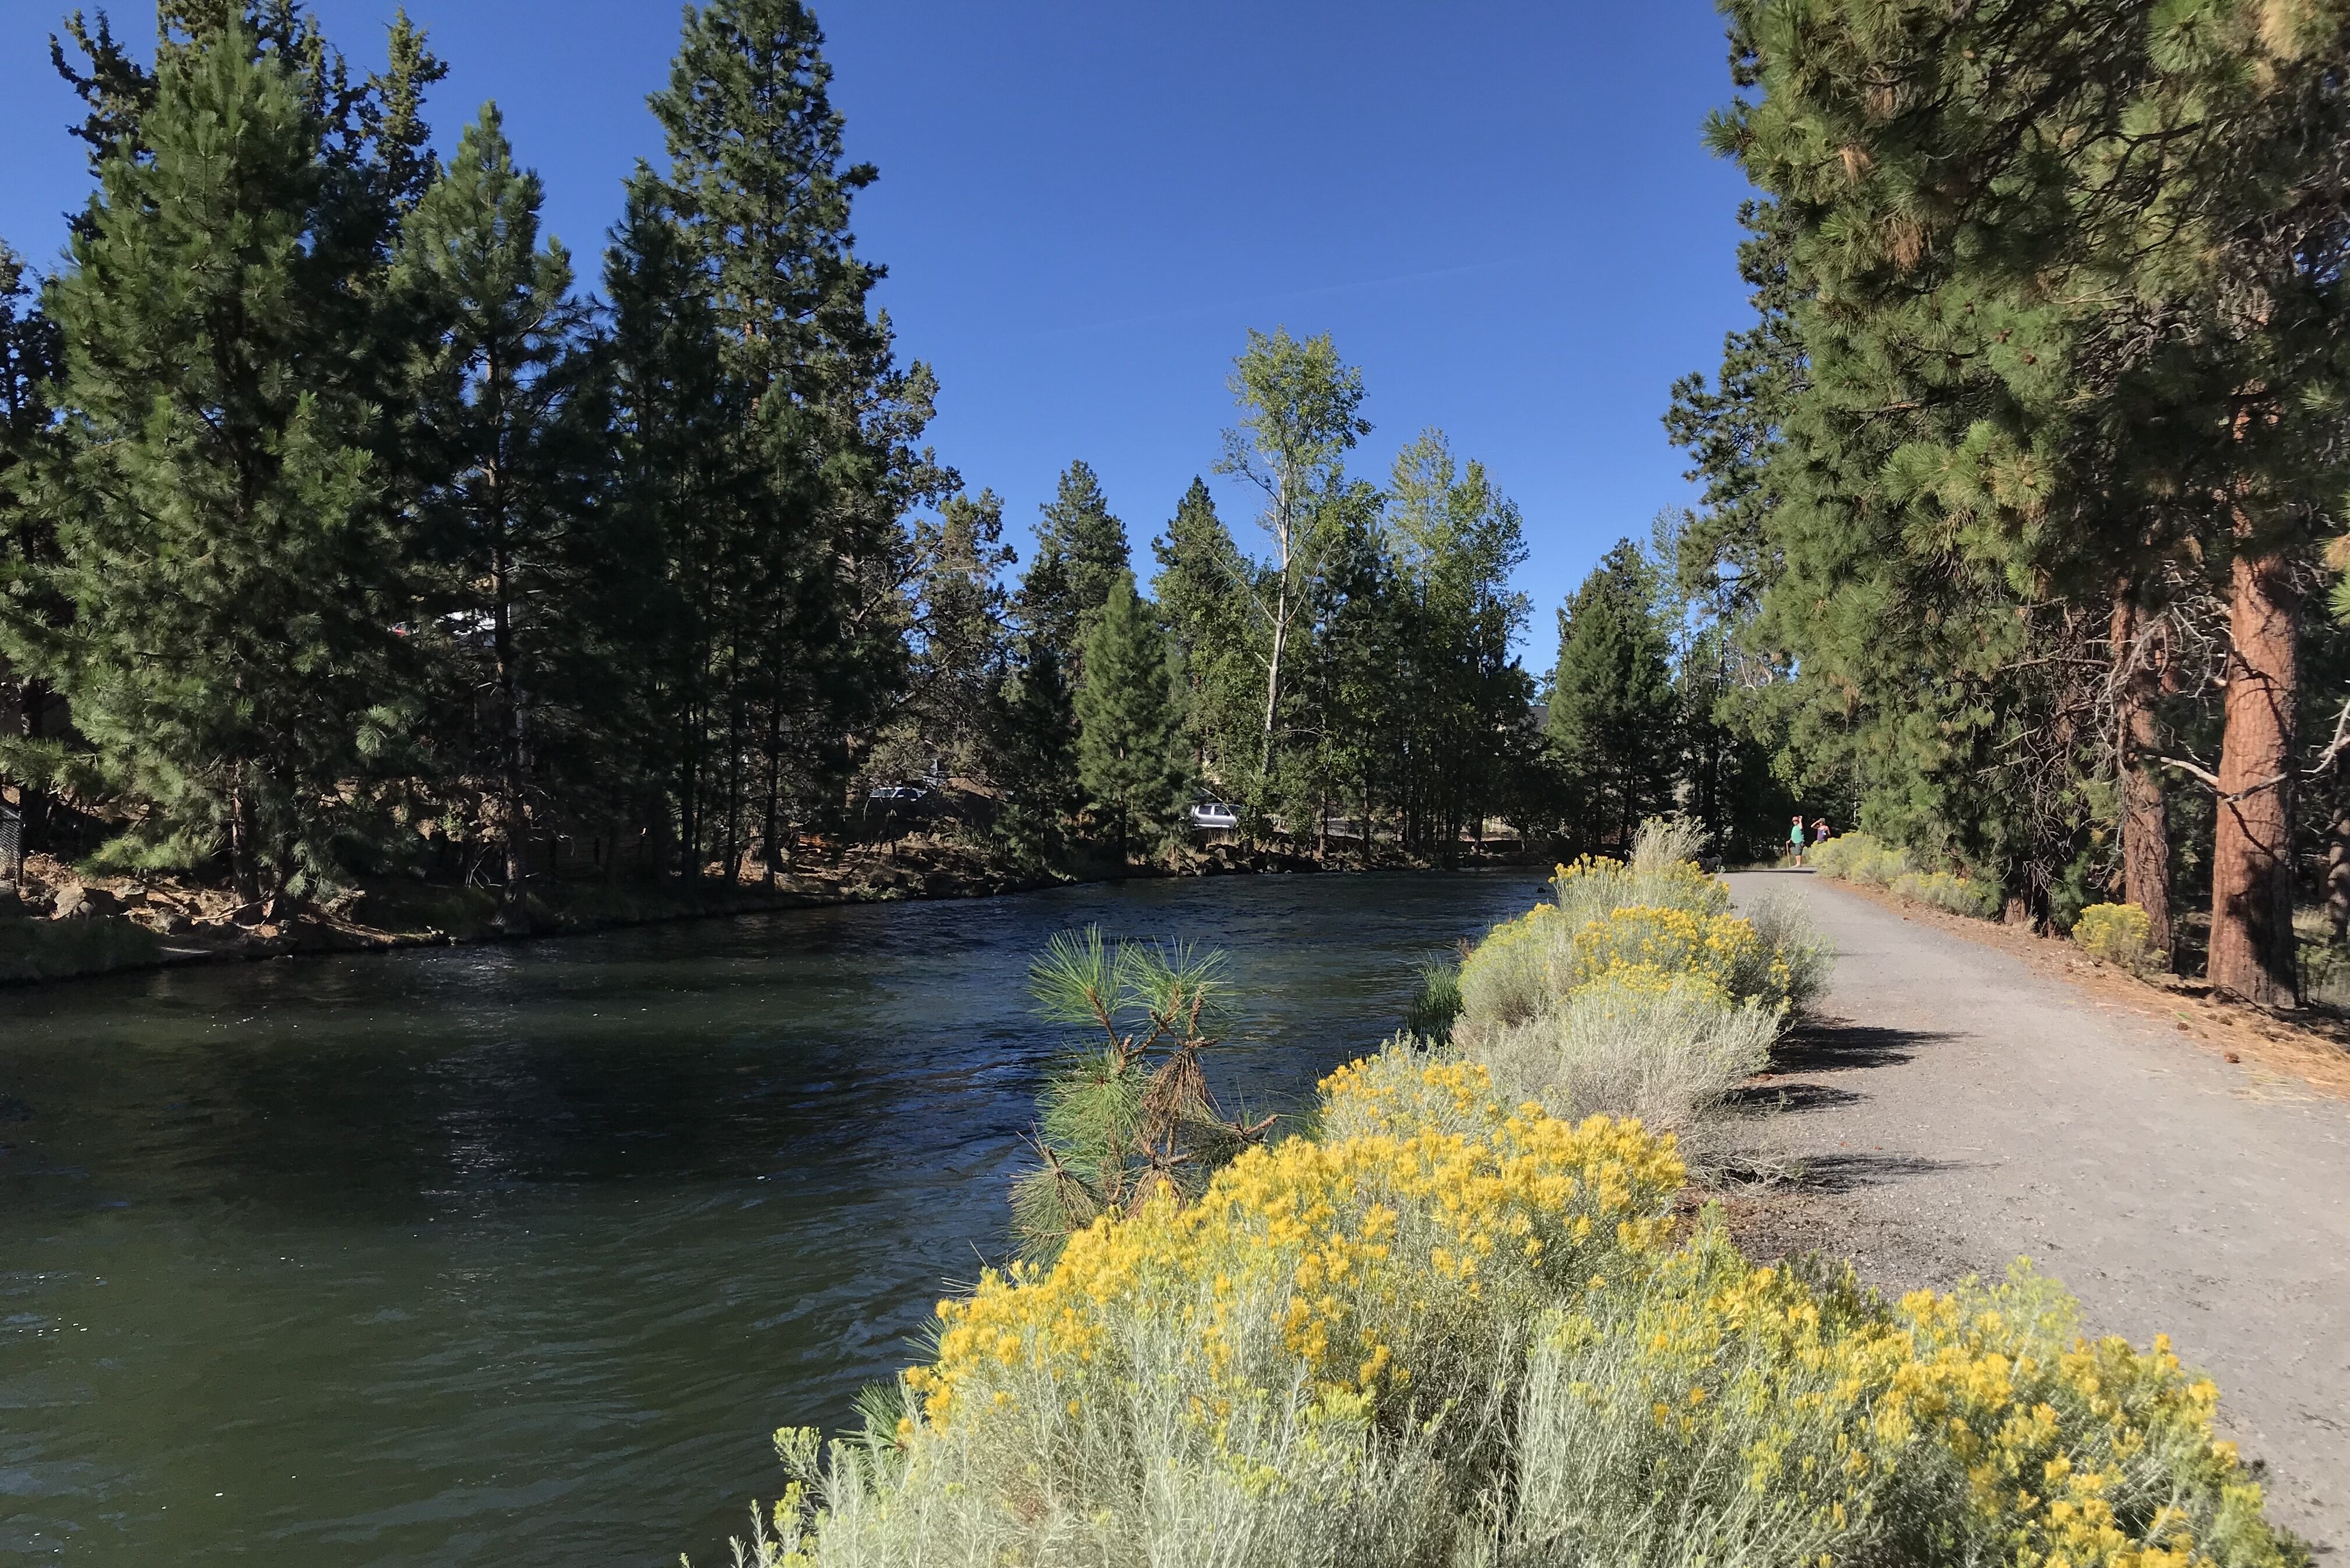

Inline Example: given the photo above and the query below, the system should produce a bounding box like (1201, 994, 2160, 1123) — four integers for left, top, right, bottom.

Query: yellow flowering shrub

(1454, 901, 1563, 1033)
(1556, 903, 1797, 1013)
(1511, 1228, 2291, 1568)
(2075, 902, 2161, 974)
(908, 1065, 1683, 1435)
(1552, 848, 1734, 927)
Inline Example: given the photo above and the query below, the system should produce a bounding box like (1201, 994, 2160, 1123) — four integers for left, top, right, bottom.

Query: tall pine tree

(1015, 459, 1131, 678)
(15, 24, 424, 899)
(1549, 542, 1679, 851)
(1075, 572, 1188, 860)
(1152, 477, 1259, 790)
(0, 245, 65, 857)
(631, 0, 951, 880)
(395, 103, 601, 915)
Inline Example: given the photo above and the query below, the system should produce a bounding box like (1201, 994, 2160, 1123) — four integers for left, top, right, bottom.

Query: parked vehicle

(867, 785, 931, 806)
(1187, 801, 1241, 832)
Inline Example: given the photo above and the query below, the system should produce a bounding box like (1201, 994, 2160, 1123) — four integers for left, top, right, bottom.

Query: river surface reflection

(0, 869, 1540, 1565)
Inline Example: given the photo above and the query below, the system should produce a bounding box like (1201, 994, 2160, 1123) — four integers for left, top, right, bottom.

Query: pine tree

(1707, 0, 2350, 991)
(395, 103, 600, 918)
(0, 245, 65, 853)
(1549, 542, 1678, 851)
(603, 182, 734, 883)
(1075, 572, 1188, 860)
(636, 0, 952, 879)
(1016, 460, 1131, 677)
(898, 489, 1014, 782)
(1152, 477, 1260, 791)
(15, 25, 422, 900)
(991, 638, 1078, 868)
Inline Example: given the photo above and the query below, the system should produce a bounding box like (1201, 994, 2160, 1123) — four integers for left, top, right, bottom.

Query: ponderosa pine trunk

(2208, 541, 2300, 1006)
(2109, 594, 2174, 968)
(2323, 777, 2350, 945)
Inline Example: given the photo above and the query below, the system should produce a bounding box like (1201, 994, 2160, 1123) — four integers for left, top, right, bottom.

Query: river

(0, 869, 1541, 1565)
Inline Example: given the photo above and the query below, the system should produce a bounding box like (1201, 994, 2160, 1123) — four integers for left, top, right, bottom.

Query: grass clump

(0, 913, 164, 983)
(1401, 953, 1464, 1043)
(2075, 902, 2162, 975)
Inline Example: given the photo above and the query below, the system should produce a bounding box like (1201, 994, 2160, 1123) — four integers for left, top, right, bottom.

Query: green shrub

(1808, 831, 1912, 885)
(2075, 902, 2161, 974)
(2298, 919, 2350, 1007)
(0, 914, 164, 984)
(1892, 868, 2004, 921)
(1813, 836, 2003, 919)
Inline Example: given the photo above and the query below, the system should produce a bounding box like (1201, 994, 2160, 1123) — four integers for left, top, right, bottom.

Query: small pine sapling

(1011, 927, 1274, 1260)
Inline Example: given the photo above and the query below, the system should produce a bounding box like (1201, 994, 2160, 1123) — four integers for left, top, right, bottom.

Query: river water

(0, 869, 1540, 1565)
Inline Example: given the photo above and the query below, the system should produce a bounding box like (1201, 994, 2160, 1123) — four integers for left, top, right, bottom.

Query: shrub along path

(1724, 870, 2350, 1552)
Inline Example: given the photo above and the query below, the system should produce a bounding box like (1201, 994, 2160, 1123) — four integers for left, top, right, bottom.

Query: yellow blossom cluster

(905, 1064, 1686, 1435)
(1554, 904, 1771, 1000)
(1552, 851, 1732, 921)
(1521, 1232, 2286, 1568)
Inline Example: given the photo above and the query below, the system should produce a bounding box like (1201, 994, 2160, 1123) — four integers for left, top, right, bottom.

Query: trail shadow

(1774, 1018, 1950, 1073)
(1786, 1151, 1968, 1192)
(1729, 1080, 1862, 1113)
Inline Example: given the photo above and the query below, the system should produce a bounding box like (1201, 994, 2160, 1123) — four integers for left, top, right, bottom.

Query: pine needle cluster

(1009, 928, 1273, 1262)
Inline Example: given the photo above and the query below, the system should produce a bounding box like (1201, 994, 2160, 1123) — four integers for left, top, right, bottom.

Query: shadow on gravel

(1787, 1151, 1967, 1192)
(1731, 1080, 1863, 1113)
(1774, 1019, 1950, 1073)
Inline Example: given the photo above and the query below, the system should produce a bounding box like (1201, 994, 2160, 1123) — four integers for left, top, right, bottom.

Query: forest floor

(1719, 869, 2350, 1554)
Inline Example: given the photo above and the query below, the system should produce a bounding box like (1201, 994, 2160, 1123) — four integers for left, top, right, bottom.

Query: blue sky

(0, 1, 1756, 670)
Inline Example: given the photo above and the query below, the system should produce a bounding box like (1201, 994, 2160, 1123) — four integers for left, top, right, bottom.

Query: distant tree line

(0, 1, 1572, 912)
(0, 1, 1843, 918)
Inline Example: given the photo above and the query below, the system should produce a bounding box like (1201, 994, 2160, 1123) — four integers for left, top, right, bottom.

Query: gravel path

(1725, 871, 2350, 1553)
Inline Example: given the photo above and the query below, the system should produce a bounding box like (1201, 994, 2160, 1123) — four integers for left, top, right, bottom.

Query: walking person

(1789, 814, 1808, 868)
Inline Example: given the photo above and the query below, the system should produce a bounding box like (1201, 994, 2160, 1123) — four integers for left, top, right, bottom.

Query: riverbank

(0, 836, 1534, 987)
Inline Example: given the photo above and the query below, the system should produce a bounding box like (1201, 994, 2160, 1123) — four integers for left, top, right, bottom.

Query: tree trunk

(2109, 594, 2173, 968)
(1259, 586, 1289, 781)
(494, 554, 531, 920)
(2208, 542, 2300, 1006)
(2323, 780, 2350, 945)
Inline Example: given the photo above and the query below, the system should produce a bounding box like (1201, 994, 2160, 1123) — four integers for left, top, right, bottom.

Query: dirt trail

(1725, 871, 2350, 1553)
